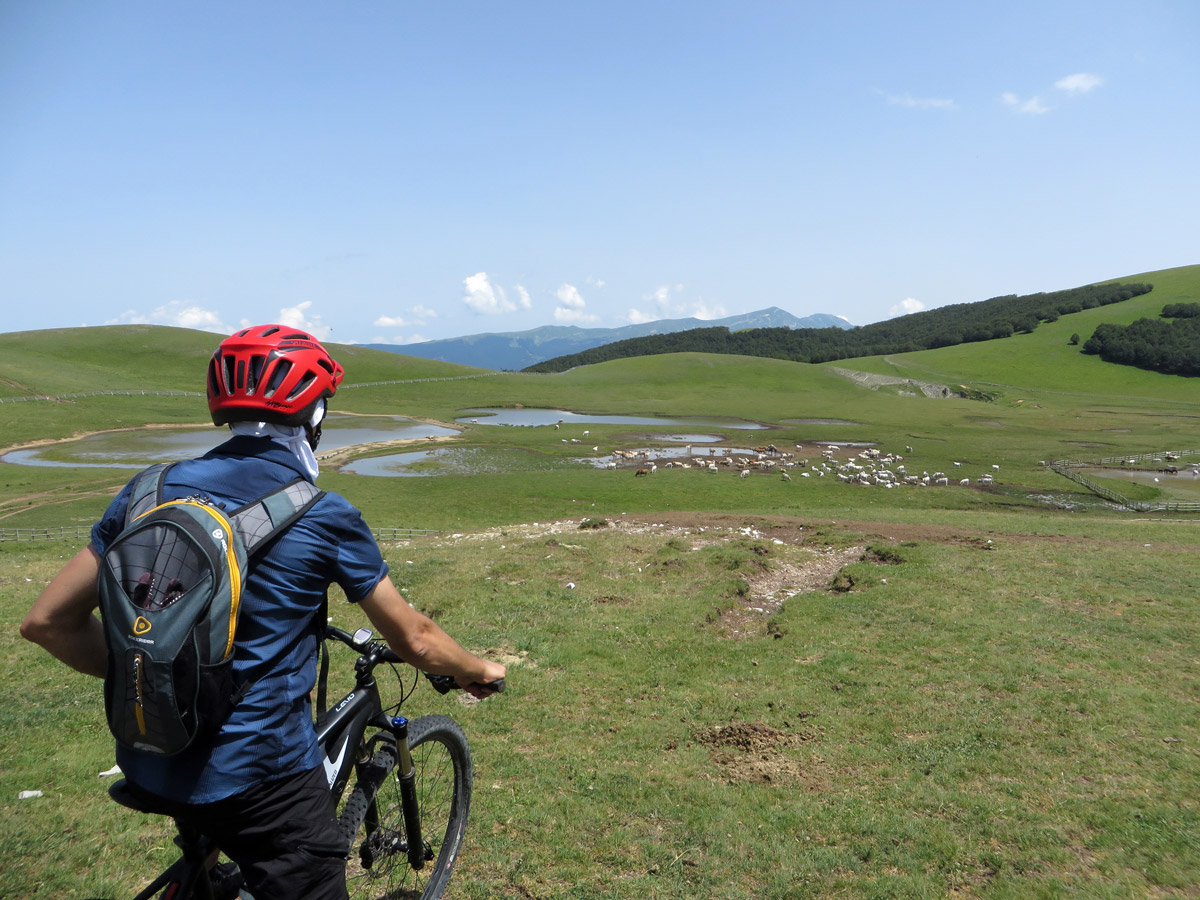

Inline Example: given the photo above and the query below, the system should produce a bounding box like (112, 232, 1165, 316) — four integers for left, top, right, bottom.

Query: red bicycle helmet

(207, 324, 344, 427)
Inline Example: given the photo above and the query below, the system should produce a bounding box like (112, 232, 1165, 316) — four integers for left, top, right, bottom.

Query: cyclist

(21, 324, 506, 900)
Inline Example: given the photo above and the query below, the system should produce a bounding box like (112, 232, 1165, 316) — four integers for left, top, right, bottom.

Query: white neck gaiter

(229, 421, 320, 482)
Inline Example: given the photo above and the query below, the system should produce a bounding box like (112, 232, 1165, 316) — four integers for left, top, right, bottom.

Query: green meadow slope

(1, 263, 1197, 533)
(3, 270, 1199, 899)
(827, 263, 1200, 407)
(0, 324, 490, 401)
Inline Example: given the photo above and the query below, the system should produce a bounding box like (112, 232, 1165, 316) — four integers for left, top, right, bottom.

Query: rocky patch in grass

(718, 544, 865, 638)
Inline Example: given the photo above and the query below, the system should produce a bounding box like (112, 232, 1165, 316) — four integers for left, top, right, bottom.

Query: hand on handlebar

(425, 672, 506, 696)
(461, 659, 507, 699)
(461, 678, 505, 699)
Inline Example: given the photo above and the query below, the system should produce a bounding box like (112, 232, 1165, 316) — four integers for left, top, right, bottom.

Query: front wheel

(338, 715, 473, 900)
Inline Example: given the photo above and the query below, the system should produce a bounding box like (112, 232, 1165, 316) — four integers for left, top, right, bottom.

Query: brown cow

(635, 468, 649, 477)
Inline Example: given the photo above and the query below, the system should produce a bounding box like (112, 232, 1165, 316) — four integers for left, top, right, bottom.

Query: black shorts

(128, 765, 348, 900)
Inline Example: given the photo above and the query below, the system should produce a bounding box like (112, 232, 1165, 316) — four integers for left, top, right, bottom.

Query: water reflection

(344, 446, 575, 478)
(458, 408, 768, 429)
(1, 415, 459, 468)
(344, 442, 772, 477)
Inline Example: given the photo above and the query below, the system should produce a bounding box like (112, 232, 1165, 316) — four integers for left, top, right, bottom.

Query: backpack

(98, 463, 325, 756)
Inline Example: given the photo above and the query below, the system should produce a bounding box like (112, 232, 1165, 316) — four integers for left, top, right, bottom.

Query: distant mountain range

(365, 308, 852, 370)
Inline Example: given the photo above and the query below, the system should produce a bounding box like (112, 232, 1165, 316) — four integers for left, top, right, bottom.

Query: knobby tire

(338, 715, 473, 900)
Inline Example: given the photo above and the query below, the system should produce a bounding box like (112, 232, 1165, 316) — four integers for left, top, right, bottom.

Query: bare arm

(358, 576, 506, 699)
(20, 546, 108, 678)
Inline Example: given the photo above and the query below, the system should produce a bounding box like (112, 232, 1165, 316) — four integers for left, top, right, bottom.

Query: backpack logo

(132, 616, 153, 635)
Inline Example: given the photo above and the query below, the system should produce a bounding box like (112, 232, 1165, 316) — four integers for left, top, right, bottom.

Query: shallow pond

(1079, 467, 1200, 498)
(458, 408, 769, 430)
(344, 446, 578, 478)
(1, 414, 459, 469)
(344, 442, 771, 477)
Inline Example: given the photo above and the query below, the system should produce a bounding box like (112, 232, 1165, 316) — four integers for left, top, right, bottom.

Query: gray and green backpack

(98, 463, 324, 756)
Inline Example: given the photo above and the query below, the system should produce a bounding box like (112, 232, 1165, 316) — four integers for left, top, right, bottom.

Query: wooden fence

(1050, 448, 1200, 512)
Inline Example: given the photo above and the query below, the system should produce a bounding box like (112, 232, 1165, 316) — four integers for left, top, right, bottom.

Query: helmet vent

(263, 359, 293, 397)
(206, 360, 221, 398)
(260, 326, 280, 337)
(283, 332, 311, 341)
(287, 372, 316, 402)
(246, 355, 266, 394)
(221, 355, 237, 395)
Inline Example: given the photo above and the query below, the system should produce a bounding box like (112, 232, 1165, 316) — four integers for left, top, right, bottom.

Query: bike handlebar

(324, 625, 505, 695)
(424, 673, 507, 695)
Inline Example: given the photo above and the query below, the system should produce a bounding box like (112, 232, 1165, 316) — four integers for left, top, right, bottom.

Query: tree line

(1082, 305, 1200, 376)
(524, 282, 1155, 372)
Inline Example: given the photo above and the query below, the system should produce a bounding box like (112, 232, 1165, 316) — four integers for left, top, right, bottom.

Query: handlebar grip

(424, 673, 506, 695)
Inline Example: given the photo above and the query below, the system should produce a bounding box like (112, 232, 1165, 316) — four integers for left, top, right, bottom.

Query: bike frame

(318, 634, 430, 871)
(316, 652, 397, 801)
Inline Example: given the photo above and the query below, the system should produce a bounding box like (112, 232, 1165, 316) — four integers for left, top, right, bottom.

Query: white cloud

(556, 284, 587, 309)
(372, 333, 434, 343)
(1001, 92, 1050, 115)
(278, 301, 332, 339)
(1055, 72, 1103, 95)
(692, 302, 727, 320)
(462, 272, 530, 314)
(106, 302, 236, 334)
(555, 307, 598, 323)
(626, 284, 723, 324)
(1001, 73, 1101, 116)
(463, 272, 509, 314)
(889, 298, 925, 317)
(881, 90, 956, 110)
(376, 304, 440, 329)
(103, 309, 149, 326)
(554, 283, 598, 323)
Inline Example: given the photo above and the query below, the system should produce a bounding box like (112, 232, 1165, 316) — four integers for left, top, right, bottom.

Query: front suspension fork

(391, 716, 430, 870)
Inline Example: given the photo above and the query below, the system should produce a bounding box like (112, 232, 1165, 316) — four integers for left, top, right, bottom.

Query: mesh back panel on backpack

(98, 464, 322, 756)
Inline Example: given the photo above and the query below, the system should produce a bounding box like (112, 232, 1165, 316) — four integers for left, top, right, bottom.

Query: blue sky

(2, 1, 1196, 344)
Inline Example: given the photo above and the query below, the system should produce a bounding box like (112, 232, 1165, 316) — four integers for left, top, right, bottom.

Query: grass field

(1, 263, 1198, 898)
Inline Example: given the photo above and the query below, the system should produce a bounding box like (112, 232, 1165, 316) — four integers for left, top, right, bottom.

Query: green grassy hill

(3, 269, 1199, 899)
(1, 264, 1197, 533)
(0, 324, 490, 400)
(828, 263, 1200, 407)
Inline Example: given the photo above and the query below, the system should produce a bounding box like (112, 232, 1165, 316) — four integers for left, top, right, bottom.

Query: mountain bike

(108, 624, 503, 900)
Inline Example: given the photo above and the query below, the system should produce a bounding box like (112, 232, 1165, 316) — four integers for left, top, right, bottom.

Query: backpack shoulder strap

(123, 463, 174, 526)
(228, 479, 326, 556)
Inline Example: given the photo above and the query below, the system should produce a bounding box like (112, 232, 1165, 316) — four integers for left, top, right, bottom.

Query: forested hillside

(1082, 302, 1200, 375)
(524, 281, 1153, 372)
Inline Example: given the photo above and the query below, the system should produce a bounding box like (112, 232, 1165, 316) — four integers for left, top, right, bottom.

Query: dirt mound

(694, 721, 826, 788)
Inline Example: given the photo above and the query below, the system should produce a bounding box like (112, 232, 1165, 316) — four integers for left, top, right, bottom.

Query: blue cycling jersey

(91, 435, 389, 804)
